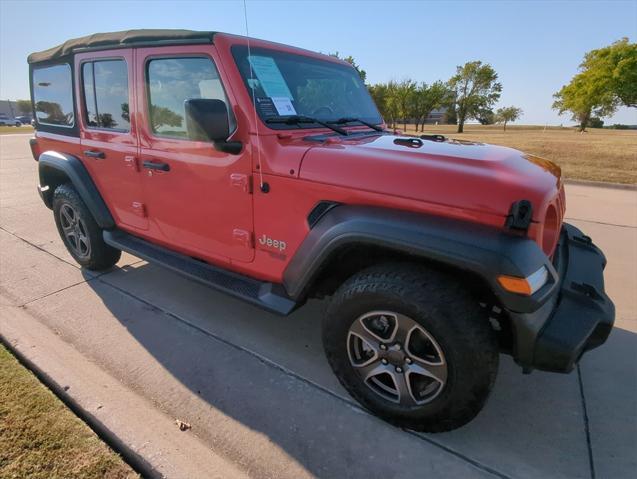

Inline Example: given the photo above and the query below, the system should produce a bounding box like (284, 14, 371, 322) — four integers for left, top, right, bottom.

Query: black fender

(283, 205, 558, 314)
(37, 151, 115, 229)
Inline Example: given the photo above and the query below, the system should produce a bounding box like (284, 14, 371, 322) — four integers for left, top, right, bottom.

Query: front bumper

(508, 223, 615, 373)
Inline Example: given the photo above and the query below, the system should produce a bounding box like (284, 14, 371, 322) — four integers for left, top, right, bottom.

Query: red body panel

(134, 45, 254, 263)
(74, 49, 147, 231)
(34, 32, 564, 284)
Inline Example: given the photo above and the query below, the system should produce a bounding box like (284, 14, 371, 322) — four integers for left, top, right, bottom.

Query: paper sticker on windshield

(255, 97, 278, 117)
(248, 55, 293, 99)
(271, 97, 296, 116)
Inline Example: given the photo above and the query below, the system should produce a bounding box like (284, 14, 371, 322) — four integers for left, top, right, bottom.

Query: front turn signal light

(498, 267, 549, 296)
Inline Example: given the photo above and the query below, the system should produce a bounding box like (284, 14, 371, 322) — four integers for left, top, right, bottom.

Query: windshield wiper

(328, 117, 385, 132)
(265, 115, 348, 135)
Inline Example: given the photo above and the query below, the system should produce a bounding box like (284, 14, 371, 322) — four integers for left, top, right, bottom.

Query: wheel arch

(38, 150, 115, 229)
(283, 205, 557, 314)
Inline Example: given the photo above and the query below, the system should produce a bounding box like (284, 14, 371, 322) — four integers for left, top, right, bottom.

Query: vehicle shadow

(83, 262, 636, 479)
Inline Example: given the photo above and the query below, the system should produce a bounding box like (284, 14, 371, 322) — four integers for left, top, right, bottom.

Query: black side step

(103, 229, 297, 315)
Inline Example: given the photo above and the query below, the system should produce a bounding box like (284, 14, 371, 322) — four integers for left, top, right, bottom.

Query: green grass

(0, 345, 137, 479)
(401, 124, 637, 184)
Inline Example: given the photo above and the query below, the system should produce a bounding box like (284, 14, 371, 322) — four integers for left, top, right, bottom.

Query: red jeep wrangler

(28, 30, 614, 432)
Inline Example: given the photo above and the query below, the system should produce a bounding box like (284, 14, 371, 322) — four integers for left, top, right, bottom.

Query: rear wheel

(53, 183, 121, 270)
(323, 263, 499, 432)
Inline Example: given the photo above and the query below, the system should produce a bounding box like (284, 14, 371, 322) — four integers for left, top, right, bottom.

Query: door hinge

(124, 155, 140, 172)
(131, 201, 147, 218)
(232, 229, 253, 249)
(230, 173, 252, 194)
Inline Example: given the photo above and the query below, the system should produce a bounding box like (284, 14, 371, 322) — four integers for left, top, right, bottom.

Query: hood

(298, 134, 561, 222)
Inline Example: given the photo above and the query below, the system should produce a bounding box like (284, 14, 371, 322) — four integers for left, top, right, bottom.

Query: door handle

(142, 160, 170, 172)
(84, 150, 105, 159)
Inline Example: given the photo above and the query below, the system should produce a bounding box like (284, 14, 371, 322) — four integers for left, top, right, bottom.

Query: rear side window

(146, 57, 235, 139)
(82, 60, 130, 131)
(32, 64, 74, 126)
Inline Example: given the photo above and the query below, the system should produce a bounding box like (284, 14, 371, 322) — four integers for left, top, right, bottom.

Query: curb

(0, 334, 159, 479)
(564, 178, 637, 191)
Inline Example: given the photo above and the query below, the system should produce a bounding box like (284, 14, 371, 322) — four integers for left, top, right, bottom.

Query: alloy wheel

(347, 311, 447, 406)
(59, 203, 91, 259)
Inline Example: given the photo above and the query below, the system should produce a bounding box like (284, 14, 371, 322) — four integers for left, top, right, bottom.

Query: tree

(330, 52, 367, 83)
(16, 99, 33, 115)
(384, 81, 401, 129)
(393, 79, 417, 130)
(495, 106, 523, 131)
(443, 99, 457, 125)
(553, 38, 636, 131)
(369, 81, 401, 129)
(121, 102, 130, 123)
(413, 81, 451, 132)
(149, 105, 183, 131)
(580, 38, 636, 108)
(125, 103, 177, 130)
(552, 74, 600, 131)
(476, 108, 495, 125)
(35, 101, 70, 124)
(368, 83, 390, 123)
(447, 61, 502, 133)
(588, 117, 604, 128)
(97, 113, 118, 129)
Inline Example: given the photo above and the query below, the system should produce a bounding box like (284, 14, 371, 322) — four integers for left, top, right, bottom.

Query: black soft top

(28, 29, 217, 64)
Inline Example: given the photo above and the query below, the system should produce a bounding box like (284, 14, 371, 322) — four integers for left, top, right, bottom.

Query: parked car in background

(0, 114, 22, 126)
(16, 115, 33, 125)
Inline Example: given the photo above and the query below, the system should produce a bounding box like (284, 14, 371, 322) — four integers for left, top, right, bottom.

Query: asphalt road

(1, 133, 636, 478)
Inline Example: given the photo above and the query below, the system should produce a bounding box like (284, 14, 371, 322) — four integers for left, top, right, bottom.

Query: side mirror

(184, 99, 242, 154)
(185, 98, 229, 141)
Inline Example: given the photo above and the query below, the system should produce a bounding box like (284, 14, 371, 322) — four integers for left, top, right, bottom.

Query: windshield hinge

(505, 200, 533, 231)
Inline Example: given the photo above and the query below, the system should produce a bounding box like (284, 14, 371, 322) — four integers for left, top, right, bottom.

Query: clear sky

(1, 0, 636, 125)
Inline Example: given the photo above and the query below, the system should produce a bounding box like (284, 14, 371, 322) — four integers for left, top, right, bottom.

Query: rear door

(76, 49, 147, 231)
(135, 46, 254, 263)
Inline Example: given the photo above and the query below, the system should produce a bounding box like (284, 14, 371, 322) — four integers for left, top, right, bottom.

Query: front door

(76, 49, 147, 231)
(135, 46, 254, 263)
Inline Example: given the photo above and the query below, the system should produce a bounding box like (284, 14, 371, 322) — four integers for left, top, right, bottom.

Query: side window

(32, 64, 74, 126)
(82, 60, 130, 131)
(146, 57, 235, 139)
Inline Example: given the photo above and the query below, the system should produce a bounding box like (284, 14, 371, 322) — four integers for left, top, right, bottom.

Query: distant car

(0, 114, 22, 126)
(16, 115, 33, 125)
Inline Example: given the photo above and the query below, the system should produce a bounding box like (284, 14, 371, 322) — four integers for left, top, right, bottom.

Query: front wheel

(323, 263, 499, 432)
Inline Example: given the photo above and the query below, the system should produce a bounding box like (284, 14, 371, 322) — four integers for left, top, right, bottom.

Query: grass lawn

(0, 345, 137, 479)
(2, 123, 634, 184)
(0, 126, 33, 135)
(400, 124, 637, 184)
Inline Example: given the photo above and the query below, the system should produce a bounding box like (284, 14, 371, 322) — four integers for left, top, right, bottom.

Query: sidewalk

(1, 134, 636, 478)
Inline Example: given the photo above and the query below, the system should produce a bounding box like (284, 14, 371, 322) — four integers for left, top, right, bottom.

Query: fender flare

(38, 151, 115, 229)
(283, 205, 558, 314)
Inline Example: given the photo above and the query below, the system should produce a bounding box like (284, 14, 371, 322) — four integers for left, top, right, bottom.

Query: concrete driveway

(1, 133, 636, 478)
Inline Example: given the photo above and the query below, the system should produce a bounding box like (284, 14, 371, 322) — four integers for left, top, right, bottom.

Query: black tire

(52, 183, 121, 270)
(323, 262, 498, 432)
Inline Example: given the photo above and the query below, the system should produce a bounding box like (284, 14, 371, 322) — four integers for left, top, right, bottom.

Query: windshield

(232, 45, 382, 129)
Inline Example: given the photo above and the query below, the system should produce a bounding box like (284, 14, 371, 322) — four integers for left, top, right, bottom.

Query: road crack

(577, 365, 597, 479)
(565, 217, 636, 229)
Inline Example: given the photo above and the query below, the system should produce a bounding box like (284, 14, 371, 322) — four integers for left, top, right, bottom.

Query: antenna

(243, 0, 265, 191)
